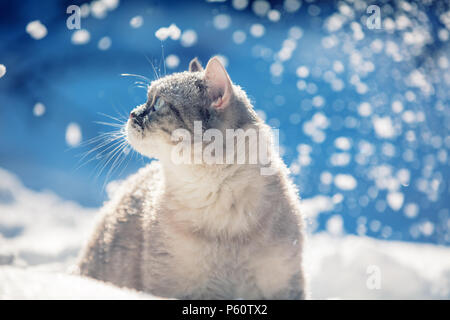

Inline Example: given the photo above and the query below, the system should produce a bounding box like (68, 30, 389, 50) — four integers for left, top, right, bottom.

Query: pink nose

(129, 112, 134, 119)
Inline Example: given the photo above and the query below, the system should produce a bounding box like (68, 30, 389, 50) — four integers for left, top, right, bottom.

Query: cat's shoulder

(102, 161, 163, 213)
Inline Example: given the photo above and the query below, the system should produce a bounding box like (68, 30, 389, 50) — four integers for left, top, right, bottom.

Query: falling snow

(334, 174, 358, 191)
(129, 15, 143, 28)
(26, 20, 47, 40)
(33, 103, 45, 117)
(155, 24, 181, 41)
(65, 123, 82, 147)
(165, 54, 180, 69)
(98, 36, 112, 50)
(71, 29, 91, 45)
(0, 64, 6, 78)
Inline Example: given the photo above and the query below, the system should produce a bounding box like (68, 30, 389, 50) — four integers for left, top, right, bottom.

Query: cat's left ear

(189, 58, 203, 72)
(204, 57, 232, 110)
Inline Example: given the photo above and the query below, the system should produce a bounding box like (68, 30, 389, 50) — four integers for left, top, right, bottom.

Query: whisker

(161, 42, 166, 76)
(72, 109, 136, 192)
(145, 55, 160, 80)
(67, 130, 121, 152)
(102, 145, 129, 190)
(134, 81, 149, 86)
(95, 141, 127, 179)
(120, 73, 151, 84)
(118, 146, 133, 177)
(110, 102, 130, 122)
(130, 84, 149, 91)
(80, 130, 124, 147)
(76, 137, 125, 171)
(94, 121, 125, 128)
(98, 112, 128, 123)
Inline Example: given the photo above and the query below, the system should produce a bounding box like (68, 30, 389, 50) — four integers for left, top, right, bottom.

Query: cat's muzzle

(130, 105, 151, 129)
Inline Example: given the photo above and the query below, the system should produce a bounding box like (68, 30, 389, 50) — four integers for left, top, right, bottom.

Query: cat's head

(126, 57, 257, 161)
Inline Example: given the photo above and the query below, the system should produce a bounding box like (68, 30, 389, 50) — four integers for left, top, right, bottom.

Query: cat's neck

(159, 160, 270, 238)
(160, 160, 257, 207)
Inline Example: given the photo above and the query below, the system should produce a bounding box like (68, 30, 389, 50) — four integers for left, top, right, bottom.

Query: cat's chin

(126, 121, 159, 159)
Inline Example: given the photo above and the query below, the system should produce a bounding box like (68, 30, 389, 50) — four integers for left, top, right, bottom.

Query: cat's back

(78, 161, 163, 289)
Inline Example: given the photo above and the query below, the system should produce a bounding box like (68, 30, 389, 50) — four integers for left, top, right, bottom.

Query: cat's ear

(189, 58, 203, 72)
(204, 57, 232, 110)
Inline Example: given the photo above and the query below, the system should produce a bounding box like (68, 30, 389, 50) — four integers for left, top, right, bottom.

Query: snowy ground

(0, 167, 449, 299)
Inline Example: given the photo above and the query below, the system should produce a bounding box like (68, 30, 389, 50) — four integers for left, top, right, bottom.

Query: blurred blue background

(0, 0, 449, 245)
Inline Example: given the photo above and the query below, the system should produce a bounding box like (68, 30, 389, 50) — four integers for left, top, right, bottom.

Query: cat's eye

(153, 97, 165, 111)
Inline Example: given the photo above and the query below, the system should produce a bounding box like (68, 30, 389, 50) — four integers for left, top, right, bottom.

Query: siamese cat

(78, 57, 306, 299)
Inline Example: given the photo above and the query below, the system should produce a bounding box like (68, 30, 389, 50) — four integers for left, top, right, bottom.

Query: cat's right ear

(204, 57, 232, 110)
(189, 58, 203, 72)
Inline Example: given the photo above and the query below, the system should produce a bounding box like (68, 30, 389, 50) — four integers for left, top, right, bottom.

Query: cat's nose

(129, 111, 135, 119)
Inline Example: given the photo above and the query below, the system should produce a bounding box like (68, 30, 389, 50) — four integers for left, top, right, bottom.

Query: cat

(77, 57, 307, 299)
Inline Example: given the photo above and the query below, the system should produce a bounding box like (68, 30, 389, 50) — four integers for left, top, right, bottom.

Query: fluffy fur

(78, 57, 307, 299)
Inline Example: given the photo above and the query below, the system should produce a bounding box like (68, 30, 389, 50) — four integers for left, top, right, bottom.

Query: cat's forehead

(147, 71, 205, 100)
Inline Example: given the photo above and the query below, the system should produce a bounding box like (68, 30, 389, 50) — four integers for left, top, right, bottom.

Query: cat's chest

(164, 233, 253, 298)
(168, 230, 241, 273)
(160, 231, 298, 299)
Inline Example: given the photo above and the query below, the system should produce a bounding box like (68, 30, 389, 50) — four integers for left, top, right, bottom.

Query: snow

(252, 1, 270, 17)
(232, 0, 248, 11)
(288, 26, 303, 40)
(250, 24, 265, 38)
(71, 29, 91, 45)
(66, 122, 82, 147)
(33, 103, 45, 117)
(80, 4, 90, 17)
(334, 174, 357, 190)
(180, 30, 198, 47)
(305, 233, 450, 299)
(404, 203, 419, 219)
(407, 70, 433, 95)
(300, 195, 334, 220)
(98, 36, 112, 50)
(213, 14, 231, 30)
(357, 102, 372, 117)
(325, 13, 346, 32)
(129, 15, 143, 28)
(326, 215, 344, 236)
(232, 30, 246, 44)
(90, 0, 119, 19)
(91, 1, 108, 19)
(303, 112, 329, 143)
(26, 20, 47, 40)
(392, 100, 403, 113)
(283, 0, 301, 13)
(372, 116, 396, 139)
(270, 62, 283, 77)
(312, 96, 324, 108)
(165, 54, 180, 69)
(0, 64, 6, 78)
(386, 192, 404, 211)
(1, 168, 449, 299)
(296, 66, 309, 78)
(333, 60, 344, 73)
(102, 0, 120, 11)
(0, 267, 155, 300)
(320, 171, 333, 185)
(155, 24, 181, 41)
(330, 152, 351, 167)
(268, 10, 281, 22)
(334, 137, 351, 150)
